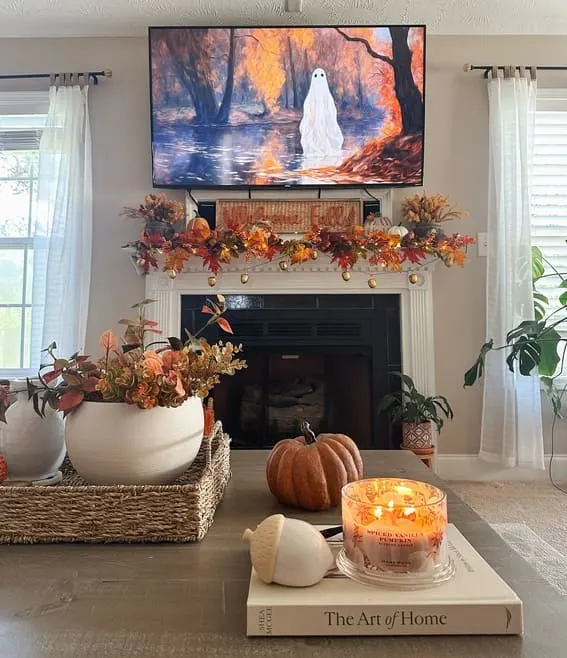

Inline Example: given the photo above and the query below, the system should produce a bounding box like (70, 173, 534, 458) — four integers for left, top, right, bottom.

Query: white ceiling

(0, 0, 564, 38)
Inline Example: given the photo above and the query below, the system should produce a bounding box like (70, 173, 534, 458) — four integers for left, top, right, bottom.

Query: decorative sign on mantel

(216, 199, 362, 234)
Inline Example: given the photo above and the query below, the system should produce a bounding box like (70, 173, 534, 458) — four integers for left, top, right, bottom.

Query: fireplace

(145, 260, 437, 452)
(181, 294, 401, 449)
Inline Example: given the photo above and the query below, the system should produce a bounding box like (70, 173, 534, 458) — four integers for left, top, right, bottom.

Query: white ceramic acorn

(242, 514, 335, 587)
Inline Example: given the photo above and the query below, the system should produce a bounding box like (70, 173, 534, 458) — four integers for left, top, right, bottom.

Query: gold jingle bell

(136, 257, 146, 266)
(208, 275, 217, 287)
(167, 269, 177, 279)
(311, 249, 319, 260)
(342, 271, 351, 282)
(240, 273, 249, 284)
(409, 272, 419, 285)
(368, 277, 377, 289)
(279, 261, 289, 271)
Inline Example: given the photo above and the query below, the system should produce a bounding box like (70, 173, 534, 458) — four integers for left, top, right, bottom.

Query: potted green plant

(464, 247, 565, 416)
(376, 373, 454, 449)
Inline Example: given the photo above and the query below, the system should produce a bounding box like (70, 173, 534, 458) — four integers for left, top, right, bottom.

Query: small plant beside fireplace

(376, 373, 454, 450)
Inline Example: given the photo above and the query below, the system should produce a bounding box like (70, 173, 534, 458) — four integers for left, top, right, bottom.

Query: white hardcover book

(246, 524, 523, 637)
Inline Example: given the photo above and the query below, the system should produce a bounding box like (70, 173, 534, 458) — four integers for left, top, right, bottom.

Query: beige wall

(1, 34, 566, 455)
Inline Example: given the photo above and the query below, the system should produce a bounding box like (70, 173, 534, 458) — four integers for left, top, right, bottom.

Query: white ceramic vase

(0, 386, 65, 482)
(65, 396, 205, 485)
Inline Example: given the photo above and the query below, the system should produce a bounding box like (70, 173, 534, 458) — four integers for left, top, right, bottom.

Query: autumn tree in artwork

(238, 29, 287, 113)
(151, 26, 425, 185)
(335, 26, 423, 135)
(162, 27, 236, 125)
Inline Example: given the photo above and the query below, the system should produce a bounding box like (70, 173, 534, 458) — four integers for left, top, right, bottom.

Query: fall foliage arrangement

(0, 298, 246, 421)
(125, 194, 475, 282)
(123, 193, 186, 226)
(402, 193, 467, 225)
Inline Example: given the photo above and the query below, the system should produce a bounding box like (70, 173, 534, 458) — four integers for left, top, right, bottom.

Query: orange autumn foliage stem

(5, 298, 247, 423)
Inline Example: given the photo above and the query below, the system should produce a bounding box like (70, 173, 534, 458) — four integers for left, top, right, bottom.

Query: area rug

(490, 522, 567, 596)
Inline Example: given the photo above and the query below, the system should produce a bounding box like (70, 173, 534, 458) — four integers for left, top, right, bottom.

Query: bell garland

(130, 220, 475, 280)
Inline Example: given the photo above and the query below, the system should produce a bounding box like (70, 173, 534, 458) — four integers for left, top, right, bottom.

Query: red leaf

(75, 355, 91, 363)
(82, 377, 99, 393)
(217, 317, 233, 334)
(58, 389, 84, 412)
(43, 370, 61, 384)
(201, 305, 214, 315)
(142, 319, 159, 327)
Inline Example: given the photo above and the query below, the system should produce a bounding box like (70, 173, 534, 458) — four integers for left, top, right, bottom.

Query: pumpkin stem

(300, 420, 317, 444)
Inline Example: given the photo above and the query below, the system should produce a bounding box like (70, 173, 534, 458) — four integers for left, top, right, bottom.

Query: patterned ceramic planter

(410, 223, 445, 239)
(145, 220, 175, 239)
(401, 422, 433, 450)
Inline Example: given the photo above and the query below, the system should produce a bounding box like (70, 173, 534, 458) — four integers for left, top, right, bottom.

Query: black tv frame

(148, 24, 426, 191)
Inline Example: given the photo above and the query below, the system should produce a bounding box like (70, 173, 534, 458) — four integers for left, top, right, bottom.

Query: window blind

(0, 129, 42, 151)
(532, 90, 567, 356)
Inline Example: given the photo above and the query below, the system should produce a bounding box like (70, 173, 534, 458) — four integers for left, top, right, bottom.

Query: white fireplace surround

(145, 187, 437, 398)
(145, 261, 437, 402)
(144, 186, 437, 465)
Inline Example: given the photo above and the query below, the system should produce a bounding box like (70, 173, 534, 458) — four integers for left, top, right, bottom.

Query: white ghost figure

(299, 68, 344, 158)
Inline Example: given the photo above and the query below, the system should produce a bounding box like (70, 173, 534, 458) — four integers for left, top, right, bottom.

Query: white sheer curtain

(31, 80, 92, 366)
(480, 73, 544, 470)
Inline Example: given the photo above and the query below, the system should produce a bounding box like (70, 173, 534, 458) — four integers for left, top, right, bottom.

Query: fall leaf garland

(132, 219, 475, 277)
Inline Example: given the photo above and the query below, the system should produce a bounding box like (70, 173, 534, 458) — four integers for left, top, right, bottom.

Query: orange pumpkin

(187, 216, 211, 241)
(266, 421, 363, 511)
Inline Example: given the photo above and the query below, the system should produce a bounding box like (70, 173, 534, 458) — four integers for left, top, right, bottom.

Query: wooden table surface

(1, 451, 566, 658)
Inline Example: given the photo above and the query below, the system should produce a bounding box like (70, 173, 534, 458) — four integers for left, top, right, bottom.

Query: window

(532, 91, 567, 350)
(0, 93, 47, 376)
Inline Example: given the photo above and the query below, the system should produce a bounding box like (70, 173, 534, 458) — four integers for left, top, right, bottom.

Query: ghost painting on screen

(299, 68, 344, 169)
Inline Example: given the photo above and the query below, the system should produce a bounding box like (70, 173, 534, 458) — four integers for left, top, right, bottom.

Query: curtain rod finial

(103, 69, 112, 78)
(463, 63, 473, 72)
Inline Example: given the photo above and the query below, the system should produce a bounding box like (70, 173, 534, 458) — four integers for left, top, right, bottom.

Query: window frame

(532, 88, 567, 383)
(0, 91, 48, 379)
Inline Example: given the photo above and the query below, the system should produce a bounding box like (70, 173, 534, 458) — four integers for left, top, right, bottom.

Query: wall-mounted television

(149, 25, 425, 189)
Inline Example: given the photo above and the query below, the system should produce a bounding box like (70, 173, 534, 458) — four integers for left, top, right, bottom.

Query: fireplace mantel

(145, 260, 437, 400)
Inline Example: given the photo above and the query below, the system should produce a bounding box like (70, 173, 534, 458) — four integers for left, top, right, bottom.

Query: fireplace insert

(181, 294, 401, 450)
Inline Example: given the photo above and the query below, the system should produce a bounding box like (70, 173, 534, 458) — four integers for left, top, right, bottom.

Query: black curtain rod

(464, 63, 567, 79)
(0, 69, 112, 85)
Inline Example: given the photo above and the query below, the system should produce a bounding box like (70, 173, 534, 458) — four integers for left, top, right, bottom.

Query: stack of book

(246, 524, 523, 636)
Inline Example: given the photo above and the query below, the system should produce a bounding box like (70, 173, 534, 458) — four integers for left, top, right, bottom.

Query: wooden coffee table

(0, 450, 566, 657)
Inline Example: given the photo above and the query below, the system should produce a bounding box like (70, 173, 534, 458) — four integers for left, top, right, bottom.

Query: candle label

(342, 478, 449, 575)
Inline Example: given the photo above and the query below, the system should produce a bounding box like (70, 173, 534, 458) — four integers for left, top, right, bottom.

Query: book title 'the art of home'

(325, 610, 448, 631)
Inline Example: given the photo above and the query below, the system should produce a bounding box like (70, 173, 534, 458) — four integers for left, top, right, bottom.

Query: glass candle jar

(337, 478, 455, 589)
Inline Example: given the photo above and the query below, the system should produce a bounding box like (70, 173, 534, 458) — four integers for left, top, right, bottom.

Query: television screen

(149, 25, 425, 189)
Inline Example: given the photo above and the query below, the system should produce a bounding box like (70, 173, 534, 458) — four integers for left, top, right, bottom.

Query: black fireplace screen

(181, 294, 401, 450)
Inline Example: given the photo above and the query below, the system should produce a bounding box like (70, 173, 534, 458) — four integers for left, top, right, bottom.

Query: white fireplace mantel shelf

(145, 261, 437, 402)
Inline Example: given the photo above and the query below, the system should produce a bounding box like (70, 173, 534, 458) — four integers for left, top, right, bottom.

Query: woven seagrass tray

(0, 421, 230, 544)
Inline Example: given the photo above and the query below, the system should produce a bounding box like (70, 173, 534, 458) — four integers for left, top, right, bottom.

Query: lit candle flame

(404, 506, 416, 516)
(387, 500, 395, 510)
(394, 484, 414, 496)
(374, 506, 383, 518)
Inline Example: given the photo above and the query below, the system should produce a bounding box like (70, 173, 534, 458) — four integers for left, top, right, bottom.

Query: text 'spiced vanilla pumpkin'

(266, 421, 363, 511)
